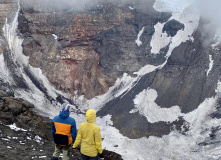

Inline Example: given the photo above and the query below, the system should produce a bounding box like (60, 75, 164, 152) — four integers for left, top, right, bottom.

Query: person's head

(61, 102, 71, 113)
(86, 109, 96, 123)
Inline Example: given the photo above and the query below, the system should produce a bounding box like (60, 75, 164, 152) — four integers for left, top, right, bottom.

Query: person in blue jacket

(51, 102, 77, 160)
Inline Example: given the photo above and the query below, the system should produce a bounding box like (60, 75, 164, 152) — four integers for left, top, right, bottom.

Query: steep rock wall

(18, 0, 171, 99)
(97, 19, 221, 138)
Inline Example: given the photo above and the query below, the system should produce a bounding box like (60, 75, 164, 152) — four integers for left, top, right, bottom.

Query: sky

(197, 0, 221, 30)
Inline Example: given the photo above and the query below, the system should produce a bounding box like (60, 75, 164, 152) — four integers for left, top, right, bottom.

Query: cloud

(195, 0, 221, 31)
(20, 0, 155, 13)
(189, 0, 221, 46)
(20, 0, 95, 12)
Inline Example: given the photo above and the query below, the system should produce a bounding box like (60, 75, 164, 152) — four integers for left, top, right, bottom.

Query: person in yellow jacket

(72, 109, 104, 160)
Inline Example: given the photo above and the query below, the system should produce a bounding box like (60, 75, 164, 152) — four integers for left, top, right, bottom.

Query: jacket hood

(86, 109, 96, 123)
(59, 111, 70, 119)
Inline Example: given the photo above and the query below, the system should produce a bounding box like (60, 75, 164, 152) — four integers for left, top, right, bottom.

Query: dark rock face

(98, 19, 221, 138)
(154, 19, 218, 113)
(93, 9, 171, 78)
(0, 89, 52, 139)
(17, 0, 172, 99)
(0, 90, 60, 160)
(163, 19, 185, 37)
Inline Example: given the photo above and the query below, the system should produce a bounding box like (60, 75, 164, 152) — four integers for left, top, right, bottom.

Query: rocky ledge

(0, 89, 122, 160)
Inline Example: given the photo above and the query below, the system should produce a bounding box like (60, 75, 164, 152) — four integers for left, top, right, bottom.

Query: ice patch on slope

(8, 123, 27, 131)
(133, 64, 159, 76)
(131, 88, 181, 123)
(150, 22, 171, 54)
(135, 27, 145, 46)
(128, 6, 134, 10)
(206, 54, 214, 76)
(52, 34, 58, 40)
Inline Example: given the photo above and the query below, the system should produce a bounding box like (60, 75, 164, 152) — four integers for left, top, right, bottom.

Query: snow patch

(129, 6, 134, 10)
(135, 27, 145, 46)
(131, 88, 182, 123)
(39, 156, 47, 158)
(34, 135, 42, 143)
(32, 156, 47, 159)
(52, 34, 58, 40)
(133, 64, 159, 76)
(8, 123, 27, 131)
(1, 138, 10, 141)
(206, 54, 214, 76)
(150, 22, 171, 54)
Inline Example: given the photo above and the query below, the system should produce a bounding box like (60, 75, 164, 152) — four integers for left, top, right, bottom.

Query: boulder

(21, 100, 35, 109)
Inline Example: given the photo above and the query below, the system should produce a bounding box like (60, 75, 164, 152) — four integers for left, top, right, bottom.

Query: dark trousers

(81, 153, 98, 160)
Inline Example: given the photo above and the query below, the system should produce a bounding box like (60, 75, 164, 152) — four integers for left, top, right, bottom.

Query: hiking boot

(51, 156, 58, 160)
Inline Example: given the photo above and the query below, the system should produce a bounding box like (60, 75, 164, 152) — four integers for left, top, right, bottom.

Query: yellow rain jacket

(73, 109, 103, 157)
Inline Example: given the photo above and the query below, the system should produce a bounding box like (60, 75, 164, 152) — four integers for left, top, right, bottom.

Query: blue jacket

(51, 111, 77, 145)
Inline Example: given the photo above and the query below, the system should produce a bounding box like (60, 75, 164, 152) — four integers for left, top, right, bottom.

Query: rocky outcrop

(162, 19, 185, 37)
(0, 89, 51, 139)
(18, 0, 171, 99)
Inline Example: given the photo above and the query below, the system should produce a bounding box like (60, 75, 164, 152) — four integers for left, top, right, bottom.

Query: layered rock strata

(18, 0, 171, 99)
